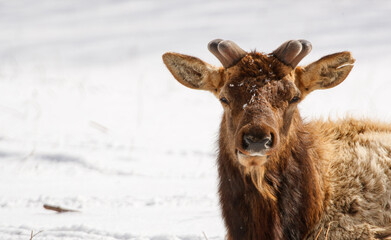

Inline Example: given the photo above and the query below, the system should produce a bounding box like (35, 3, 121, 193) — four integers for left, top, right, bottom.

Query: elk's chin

(237, 150, 268, 168)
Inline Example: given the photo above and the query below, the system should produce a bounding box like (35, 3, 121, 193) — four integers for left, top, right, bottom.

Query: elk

(162, 39, 391, 240)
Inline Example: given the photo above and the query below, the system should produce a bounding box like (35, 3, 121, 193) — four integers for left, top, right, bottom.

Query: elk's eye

(220, 97, 229, 105)
(289, 96, 300, 104)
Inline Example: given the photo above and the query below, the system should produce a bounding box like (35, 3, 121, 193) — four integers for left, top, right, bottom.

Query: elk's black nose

(242, 133, 273, 153)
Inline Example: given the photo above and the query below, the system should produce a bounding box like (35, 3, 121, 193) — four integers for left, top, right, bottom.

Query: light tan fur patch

(306, 118, 391, 240)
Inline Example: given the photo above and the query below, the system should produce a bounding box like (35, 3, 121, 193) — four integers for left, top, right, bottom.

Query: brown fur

(163, 41, 391, 240)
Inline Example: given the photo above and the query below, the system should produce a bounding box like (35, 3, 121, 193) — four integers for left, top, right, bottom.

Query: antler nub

(273, 40, 312, 68)
(208, 39, 231, 68)
(208, 39, 247, 68)
(291, 40, 312, 67)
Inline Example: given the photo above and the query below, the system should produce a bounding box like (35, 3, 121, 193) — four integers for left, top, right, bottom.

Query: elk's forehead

(226, 78, 295, 97)
(220, 53, 298, 108)
(224, 76, 297, 111)
(226, 52, 292, 82)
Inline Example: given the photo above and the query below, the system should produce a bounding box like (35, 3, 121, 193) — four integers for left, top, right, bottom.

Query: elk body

(162, 39, 391, 240)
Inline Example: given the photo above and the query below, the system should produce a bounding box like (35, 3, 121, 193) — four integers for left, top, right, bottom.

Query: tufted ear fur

(294, 51, 355, 98)
(162, 52, 224, 94)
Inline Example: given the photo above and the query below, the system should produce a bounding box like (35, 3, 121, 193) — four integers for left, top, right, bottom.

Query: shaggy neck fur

(217, 110, 330, 240)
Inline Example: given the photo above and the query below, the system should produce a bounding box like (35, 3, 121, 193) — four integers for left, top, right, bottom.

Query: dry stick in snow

(43, 204, 79, 213)
(30, 230, 43, 240)
(202, 231, 209, 240)
(89, 121, 108, 133)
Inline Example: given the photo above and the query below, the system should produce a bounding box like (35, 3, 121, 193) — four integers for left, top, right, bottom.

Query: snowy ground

(0, 0, 391, 239)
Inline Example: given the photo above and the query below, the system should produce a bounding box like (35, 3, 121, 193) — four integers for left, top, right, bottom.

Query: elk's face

(163, 39, 354, 170)
(218, 54, 301, 167)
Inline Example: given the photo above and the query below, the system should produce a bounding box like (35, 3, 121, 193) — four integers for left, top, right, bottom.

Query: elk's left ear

(294, 51, 355, 98)
(162, 52, 223, 93)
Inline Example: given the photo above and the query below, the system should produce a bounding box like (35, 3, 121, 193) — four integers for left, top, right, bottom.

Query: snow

(0, 0, 391, 239)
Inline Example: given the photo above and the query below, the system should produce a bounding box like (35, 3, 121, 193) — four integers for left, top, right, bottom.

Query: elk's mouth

(236, 149, 268, 167)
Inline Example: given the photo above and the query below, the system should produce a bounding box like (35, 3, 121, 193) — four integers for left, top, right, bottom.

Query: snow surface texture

(0, 0, 391, 239)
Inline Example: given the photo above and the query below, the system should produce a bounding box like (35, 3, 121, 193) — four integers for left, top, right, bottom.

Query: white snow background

(0, 0, 391, 239)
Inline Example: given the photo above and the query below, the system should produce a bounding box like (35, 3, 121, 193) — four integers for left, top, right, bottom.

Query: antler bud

(273, 40, 312, 68)
(208, 39, 247, 68)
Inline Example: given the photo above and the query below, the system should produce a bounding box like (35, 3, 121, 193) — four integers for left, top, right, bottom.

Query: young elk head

(163, 39, 354, 172)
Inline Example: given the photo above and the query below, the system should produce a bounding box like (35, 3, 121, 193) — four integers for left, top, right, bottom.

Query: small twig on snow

(89, 121, 109, 133)
(43, 204, 79, 213)
(30, 230, 43, 240)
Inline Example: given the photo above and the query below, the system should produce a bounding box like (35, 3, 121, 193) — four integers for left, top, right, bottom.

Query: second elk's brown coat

(163, 39, 391, 240)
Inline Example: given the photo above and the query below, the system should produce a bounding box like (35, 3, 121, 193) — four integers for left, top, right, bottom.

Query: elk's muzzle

(235, 122, 279, 167)
(242, 132, 274, 154)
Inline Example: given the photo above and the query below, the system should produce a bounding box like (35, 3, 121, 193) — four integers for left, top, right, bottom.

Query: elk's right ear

(162, 52, 224, 93)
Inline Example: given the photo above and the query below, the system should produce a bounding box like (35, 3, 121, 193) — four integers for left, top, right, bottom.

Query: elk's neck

(217, 112, 329, 240)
